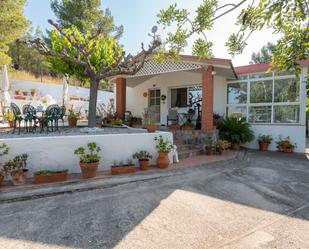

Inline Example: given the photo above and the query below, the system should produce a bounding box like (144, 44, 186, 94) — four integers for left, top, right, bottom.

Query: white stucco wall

(0, 131, 173, 175)
(245, 125, 306, 153)
(126, 70, 227, 125)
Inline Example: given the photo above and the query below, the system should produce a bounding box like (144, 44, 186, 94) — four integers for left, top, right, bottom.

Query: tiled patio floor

(0, 151, 237, 194)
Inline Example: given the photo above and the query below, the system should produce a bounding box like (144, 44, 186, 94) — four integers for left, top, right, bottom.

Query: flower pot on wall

(68, 118, 78, 127)
(147, 124, 157, 133)
(139, 160, 149, 171)
(259, 142, 269, 152)
(10, 169, 28, 186)
(79, 161, 99, 179)
(157, 152, 170, 169)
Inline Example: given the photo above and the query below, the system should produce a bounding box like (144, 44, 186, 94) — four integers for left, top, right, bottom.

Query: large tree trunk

(88, 76, 99, 128)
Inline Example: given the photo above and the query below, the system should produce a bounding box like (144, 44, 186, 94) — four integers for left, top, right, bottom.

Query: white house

(110, 55, 308, 153)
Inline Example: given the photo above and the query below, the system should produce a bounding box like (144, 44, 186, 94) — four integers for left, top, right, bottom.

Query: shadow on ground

(0, 151, 308, 248)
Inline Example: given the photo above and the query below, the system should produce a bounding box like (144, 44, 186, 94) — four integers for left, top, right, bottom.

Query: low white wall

(244, 124, 306, 153)
(10, 80, 115, 111)
(0, 131, 173, 175)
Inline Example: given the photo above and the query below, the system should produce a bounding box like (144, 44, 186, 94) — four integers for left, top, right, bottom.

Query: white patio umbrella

(62, 76, 69, 105)
(0, 65, 11, 110)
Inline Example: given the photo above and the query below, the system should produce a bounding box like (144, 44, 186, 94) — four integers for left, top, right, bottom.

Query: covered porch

(111, 56, 237, 132)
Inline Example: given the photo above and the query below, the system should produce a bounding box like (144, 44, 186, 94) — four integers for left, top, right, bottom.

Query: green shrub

(133, 150, 153, 160)
(219, 117, 254, 145)
(74, 143, 101, 163)
(154, 135, 173, 153)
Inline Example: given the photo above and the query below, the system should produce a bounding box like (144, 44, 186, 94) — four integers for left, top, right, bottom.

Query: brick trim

(201, 66, 214, 132)
(116, 78, 126, 116)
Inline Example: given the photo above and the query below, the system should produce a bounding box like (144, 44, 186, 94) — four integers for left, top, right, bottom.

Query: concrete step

(178, 148, 204, 160)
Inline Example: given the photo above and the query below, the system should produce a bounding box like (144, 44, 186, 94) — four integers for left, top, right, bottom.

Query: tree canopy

(0, 0, 29, 65)
(157, 0, 309, 73)
(250, 42, 276, 64)
(51, 0, 123, 37)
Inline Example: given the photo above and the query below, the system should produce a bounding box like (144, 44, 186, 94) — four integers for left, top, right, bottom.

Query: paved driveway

(0, 151, 308, 249)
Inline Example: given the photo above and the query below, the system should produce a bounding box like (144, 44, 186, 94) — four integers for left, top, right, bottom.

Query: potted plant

(111, 160, 136, 175)
(133, 150, 153, 170)
(181, 121, 194, 130)
(219, 117, 254, 150)
(214, 140, 230, 155)
(67, 110, 80, 128)
(15, 89, 22, 95)
(258, 135, 272, 151)
(276, 137, 295, 153)
(112, 117, 123, 126)
(146, 117, 157, 133)
(33, 170, 68, 184)
(74, 143, 101, 178)
(3, 154, 29, 186)
(3, 111, 14, 128)
(0, 143, 9, 186)
(30, 88, 37, 97)
(205, 137, 213, 155)
(154, 135, 173, 168)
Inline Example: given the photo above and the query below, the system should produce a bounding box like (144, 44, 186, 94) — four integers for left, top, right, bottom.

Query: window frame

(227, 72, 300, 125)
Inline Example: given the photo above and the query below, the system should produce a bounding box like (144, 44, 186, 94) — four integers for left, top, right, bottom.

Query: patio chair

(167, 108, 179, 126)
(22, 104, 37, 133)
(58, 106, 66, 127)
(44, 104, 60, 132)
(10, 103, 24, 134)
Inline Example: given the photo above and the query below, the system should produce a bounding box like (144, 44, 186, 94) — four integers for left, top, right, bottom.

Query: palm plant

(219, 117, 254, 146)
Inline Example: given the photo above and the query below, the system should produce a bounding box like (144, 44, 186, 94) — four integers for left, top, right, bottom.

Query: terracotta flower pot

(33, 172, 68, 184)
(147, 124, 157, 133)
(139, 160, 149, 171)
(79, 161, 99, 179)
(0, 174, 4, 186)
(206, 147, 213, 156)
(68, 118, 78, 127)
(10, 169, 28, 186)
(284, 147, 294, 153)
(111, 164, 136, 175)
(157, 152, 170, 169)
(232, 144, 241, 150)
(259, 142, 269, 152)
(218, 149, 224, 155)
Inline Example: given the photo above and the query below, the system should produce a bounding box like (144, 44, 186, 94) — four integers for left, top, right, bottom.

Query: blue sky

(24, 0, 279, 66)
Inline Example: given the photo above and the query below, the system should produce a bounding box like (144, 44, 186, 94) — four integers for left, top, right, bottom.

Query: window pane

(149, 98, 155, 106)
(171, 88, 187, 108)
(249, 72, 273, 79)
(274, 78, 299, 102)
(150, 90, 155, 97)
(155, 98, 160, 105)
(274, 105, 300, 123)
(227, 106, 247, 118)
(248, 106, 272, 123)
(250, 80, 273, 103)
(227, 83, 247, 104)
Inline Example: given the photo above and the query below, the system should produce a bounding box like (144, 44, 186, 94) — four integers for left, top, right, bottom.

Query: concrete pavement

(0, 151, 308, 249)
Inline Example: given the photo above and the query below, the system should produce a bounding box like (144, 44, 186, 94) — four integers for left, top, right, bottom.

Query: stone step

(178, 148, 204, 160)
(175, 144, 196, 152)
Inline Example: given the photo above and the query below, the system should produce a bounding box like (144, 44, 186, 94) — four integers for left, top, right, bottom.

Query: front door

(148, 89, 161, 123)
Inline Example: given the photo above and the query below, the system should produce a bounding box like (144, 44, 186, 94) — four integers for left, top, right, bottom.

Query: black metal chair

(22, 104, 37, 133)
(10, 103, 24, 134)
(44, 105, 60, 132)
(58, 106, 66, 127)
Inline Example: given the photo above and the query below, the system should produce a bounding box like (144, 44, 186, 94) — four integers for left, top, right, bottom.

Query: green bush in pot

(219, 117, 254, 150)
